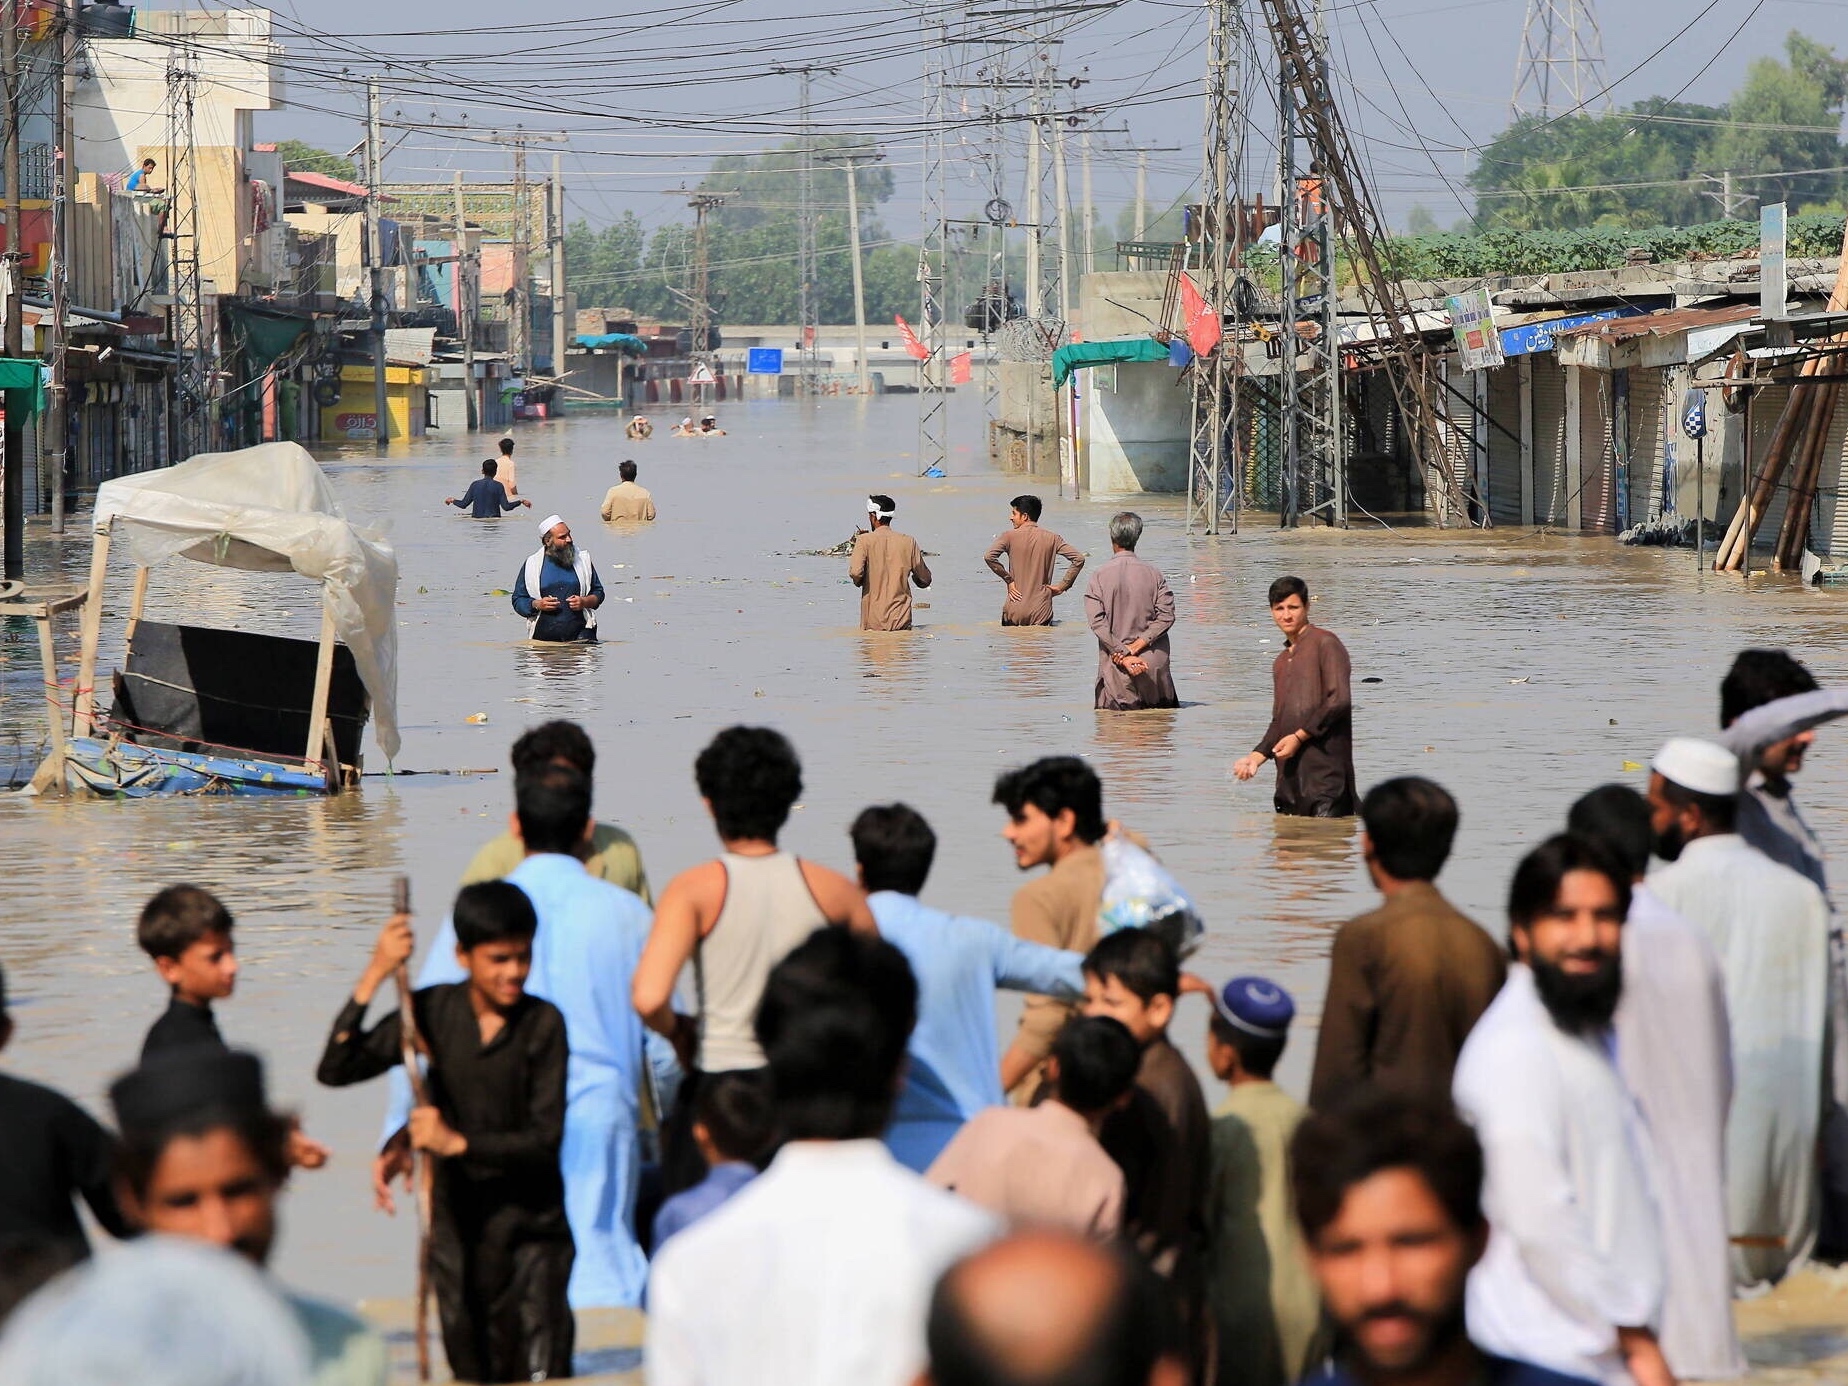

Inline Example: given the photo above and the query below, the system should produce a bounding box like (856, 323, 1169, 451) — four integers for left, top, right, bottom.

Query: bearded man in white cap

(1646, 736, 1830, 1289)
(849, 493, 932, 631)
(512, 515, 604, 642)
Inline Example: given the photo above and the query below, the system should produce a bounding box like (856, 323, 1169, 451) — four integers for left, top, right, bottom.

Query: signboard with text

(1446, 287, 1504, 372)
(1761, 202, 1788, 321)
(747, 348, 783, 375)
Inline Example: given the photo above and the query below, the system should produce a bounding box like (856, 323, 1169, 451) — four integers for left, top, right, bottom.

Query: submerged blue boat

(58, 737, 333, 798)
(29, 443, 401, 800)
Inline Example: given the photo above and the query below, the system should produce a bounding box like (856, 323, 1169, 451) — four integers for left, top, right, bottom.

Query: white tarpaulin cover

(92, 442, 401, 760)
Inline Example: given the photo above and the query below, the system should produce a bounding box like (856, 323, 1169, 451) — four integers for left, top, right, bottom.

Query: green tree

(1707, 32, 1848, 211)
(274, 139, 356, 180)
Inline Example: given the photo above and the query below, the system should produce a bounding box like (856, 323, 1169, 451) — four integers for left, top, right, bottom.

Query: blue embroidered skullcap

(1213, 976, 1295, 1039)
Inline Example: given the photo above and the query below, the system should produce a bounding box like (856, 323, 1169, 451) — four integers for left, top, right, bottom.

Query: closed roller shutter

(1748, 384, 1794, 555)
(1531, 355, 1568, 525)
(1581, 370, 1616, 534)
(1817, 395, 1848, 558)
(1628, 368, 1668, 524)
(1487, 364, 1523, 525)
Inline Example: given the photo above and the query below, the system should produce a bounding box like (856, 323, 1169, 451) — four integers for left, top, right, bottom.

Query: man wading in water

(512, 516, 605, 643)
(1234, 575, 1356, 818)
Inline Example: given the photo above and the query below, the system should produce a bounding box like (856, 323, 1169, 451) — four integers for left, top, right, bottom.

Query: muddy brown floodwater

(2, 391, 1846, 1304)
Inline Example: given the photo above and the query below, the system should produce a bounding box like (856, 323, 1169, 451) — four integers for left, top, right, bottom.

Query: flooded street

(4, 393, 1847, 1305)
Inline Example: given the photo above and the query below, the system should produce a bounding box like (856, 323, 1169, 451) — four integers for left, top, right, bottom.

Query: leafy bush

(1381, 214, 1846, 280)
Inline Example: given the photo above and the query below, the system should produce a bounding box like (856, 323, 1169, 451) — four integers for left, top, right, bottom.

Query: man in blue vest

(512, 515, 604, 642)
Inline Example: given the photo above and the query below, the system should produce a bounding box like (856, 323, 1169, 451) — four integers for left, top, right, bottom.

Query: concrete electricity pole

(821, 149, 882, 395)
(452, 171, 477, 430)
(550, 153, 566, 382)
(365, 77, 388, 447)
(46, 0, 74, 535)
(2, 0, 23, 579)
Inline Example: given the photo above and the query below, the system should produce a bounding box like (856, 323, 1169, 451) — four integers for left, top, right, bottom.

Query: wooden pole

(391, 875, 434, 1383)
(72, 518, 111, 737)
(1775, 380, 1840, 570)
(35, 601, 62, 790)
(303, 591, 336, 767)
(124, 566, 149, 644)
(1717, 222, 1848, 570)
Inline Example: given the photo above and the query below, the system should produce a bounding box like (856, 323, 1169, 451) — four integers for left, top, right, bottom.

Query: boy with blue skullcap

(1204, 977, 1319, 1386)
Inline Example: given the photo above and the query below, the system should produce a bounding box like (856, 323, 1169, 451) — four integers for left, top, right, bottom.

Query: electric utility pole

(452, 171, 478, 430)
(1, 0, 20, 579)
(47, 0, 74, 534)
(773, 64, 839, 396)
(365, 77, 388, 447)
(550, 152, 566, 381)
(821, 147, 883, 395)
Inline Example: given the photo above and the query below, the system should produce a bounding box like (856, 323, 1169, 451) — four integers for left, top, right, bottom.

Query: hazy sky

(235, 0, 1844, 236)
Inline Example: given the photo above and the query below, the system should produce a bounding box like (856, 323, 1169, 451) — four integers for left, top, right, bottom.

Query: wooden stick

(1777, 380, 1841, 571)
(304, 594, 337, 768)
(72, 519, 112, 737)
(392, 876, 434, 1384)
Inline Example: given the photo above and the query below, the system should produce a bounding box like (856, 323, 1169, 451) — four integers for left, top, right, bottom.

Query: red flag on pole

(1179, 274, 1221, 359)
(895, 315, 930, 361)
(949, 351, 973, 385)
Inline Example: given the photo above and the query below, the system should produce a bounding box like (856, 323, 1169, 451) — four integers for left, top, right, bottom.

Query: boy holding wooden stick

(317, 881, 575, 1383)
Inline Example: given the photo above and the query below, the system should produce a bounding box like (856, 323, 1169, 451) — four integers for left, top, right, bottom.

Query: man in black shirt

(445, 458, 531, 519)
(0, 961, 132, 1264)
(319, 879, 573, 1384)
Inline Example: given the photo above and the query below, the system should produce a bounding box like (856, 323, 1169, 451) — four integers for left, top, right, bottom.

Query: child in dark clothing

(1082, 927, 1213, 1373)
(318, 881, 575, 1384)
(651, 1070, 773, 1250)
(136, 885, 239, 1060)
(135, 885, 328, 1170)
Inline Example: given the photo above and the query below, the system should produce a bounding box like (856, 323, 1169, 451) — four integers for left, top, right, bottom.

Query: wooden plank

(72, 520, 112, 738)
(303, 593, 337, 766)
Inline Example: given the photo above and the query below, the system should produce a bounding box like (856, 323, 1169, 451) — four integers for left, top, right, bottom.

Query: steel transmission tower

(1277, 0, 1342, 527)
(917, 11, 952, 475)
(1185, 0, 1247, 535)
(165, 50, 209, 459)
(1510, 0, 1609, 117)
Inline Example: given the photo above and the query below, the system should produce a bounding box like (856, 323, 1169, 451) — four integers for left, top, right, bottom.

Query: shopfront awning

(1051, 337, 1171, 388)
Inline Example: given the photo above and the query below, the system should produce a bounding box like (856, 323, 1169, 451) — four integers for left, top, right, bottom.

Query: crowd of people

(0, 637, 1843, 1386)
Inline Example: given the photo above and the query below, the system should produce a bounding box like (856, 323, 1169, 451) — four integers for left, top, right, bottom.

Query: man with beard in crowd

(1451, 835, 1669, 1386)
(1645, 737, 1830, 1289)
(512, 516, 604, 642)
(1567, 786, 1741, 1380)
(1292, 1090, 1595, 1386)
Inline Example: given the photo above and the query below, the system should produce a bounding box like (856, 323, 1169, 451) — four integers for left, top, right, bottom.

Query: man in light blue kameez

(383, 763, 674, 1308)
(849, 803, 1085, 1172)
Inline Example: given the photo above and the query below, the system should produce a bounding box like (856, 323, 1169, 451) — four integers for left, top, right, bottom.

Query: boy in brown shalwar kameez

(983, 494, 1086, 626)
(1234, 575, 1356, 817)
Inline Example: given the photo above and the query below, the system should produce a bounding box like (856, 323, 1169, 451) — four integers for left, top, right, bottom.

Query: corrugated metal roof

(1553, 302, 1757, 343)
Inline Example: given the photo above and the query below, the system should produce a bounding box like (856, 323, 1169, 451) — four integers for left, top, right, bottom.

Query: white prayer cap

(1651, 737, 1740, 797)
(538, 513, 566, 539)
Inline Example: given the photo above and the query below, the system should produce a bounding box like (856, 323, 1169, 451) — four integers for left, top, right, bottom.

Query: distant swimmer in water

(671, 416, 698, 438)
(512, 515, 605, 643)
(626, 414, 654, 441)
(697, 415, 726, 436)
(445, 458, 531, 518)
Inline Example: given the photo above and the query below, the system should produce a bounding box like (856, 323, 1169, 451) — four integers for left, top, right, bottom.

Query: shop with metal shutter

(1486, 364, 1523, 525)
(1578, 367, 1617, 533)
(1815, 394, 1848, 557)
(1531, 356, 1569, 525)
(1627, 367, 1669, 525)
(1746, 384, 1794, 554)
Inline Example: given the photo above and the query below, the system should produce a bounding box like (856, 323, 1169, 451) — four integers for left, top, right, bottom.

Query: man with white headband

(1646, 735, 1829, 1291)
(511, 514, 605, 642)
(849, 493, 932, 631)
